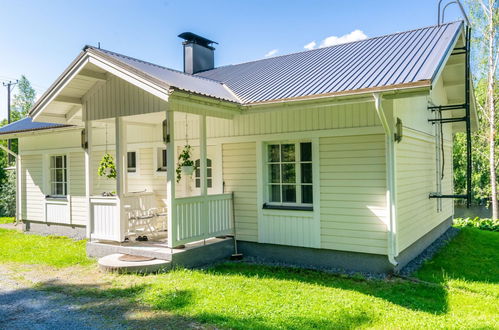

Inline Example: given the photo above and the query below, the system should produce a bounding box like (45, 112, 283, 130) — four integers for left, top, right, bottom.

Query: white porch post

(199, 114, 207, 197)
(166, 110, 176, 248)
(115, 116, 127, 241)
(15, 154, 21, 225)
(84, 120, 93, 239)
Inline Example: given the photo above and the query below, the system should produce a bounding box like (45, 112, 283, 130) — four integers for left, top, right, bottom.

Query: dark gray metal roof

(89, 47, 240, 103)
(196, 21, 463, 104)
(0, 117, 71, 135)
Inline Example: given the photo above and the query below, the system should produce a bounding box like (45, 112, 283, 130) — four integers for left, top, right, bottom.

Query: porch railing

(173, 193, 233, 247)
(89, 196, 120, 241)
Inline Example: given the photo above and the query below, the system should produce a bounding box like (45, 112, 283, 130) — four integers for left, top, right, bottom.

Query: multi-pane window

(50, 155, 67, 196)
(195, 158, 212, 188)
(157, 148, 167, 172)
(127, 151, 137, 173)
(267, 142, 313, 207)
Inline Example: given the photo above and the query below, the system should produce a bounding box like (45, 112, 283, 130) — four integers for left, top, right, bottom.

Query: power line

(2, 80, 18, 163)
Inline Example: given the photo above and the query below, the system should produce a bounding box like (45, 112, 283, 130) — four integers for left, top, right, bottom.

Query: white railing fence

(173, 193, 233, 246)
(89, 196, 120, 241)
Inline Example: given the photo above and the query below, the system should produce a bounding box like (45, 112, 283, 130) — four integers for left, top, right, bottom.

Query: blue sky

(0, 0, 466, 120)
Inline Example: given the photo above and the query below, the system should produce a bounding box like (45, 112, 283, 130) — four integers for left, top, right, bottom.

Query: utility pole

(2, 80, 18, 164)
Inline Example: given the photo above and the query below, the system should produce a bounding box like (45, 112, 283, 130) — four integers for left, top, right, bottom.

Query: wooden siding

(207, 101, 380, 138)
(69, 152, 87, 225)
(222, 142, 258, 241)
(319, 134, 388, 255)
(21, 154, 44, 221)
(395, 131, 453, 252)
(83, 74, 168, 121)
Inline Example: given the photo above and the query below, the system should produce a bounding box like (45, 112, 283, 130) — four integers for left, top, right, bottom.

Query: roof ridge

(85, 46, 228, 85)
(197, 20, 463, 74)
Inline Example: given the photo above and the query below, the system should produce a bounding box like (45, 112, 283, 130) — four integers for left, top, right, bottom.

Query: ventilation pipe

(373, 93, 398, 267)
(178, 32, 218, 74)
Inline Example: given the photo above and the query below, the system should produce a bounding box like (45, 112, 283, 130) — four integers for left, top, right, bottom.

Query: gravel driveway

(0, 266, 125, 330)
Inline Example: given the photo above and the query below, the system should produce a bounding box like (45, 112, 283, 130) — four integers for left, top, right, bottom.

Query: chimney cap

(178, 32, 218, 47)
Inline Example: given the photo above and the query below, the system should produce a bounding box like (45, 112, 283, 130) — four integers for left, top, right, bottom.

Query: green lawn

(0, 217, 15, 224)
(1, 227, 497, 329)
(0, 228, 93, 267)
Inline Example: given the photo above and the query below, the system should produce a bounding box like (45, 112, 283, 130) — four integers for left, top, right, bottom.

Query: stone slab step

(98, 253, 172, 274)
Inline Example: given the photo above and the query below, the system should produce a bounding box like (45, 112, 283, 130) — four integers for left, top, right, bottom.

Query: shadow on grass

(205, 262, 449, 315)
(0, 280, 374, 329)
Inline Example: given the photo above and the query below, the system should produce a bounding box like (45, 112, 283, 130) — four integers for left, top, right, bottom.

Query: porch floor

(87, 235, 234, 263)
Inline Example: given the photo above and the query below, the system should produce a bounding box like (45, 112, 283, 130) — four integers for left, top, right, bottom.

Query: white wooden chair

(123, 192, 167, 239)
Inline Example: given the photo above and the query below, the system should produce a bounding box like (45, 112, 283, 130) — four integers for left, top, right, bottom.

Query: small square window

(157, 148, 167, 172)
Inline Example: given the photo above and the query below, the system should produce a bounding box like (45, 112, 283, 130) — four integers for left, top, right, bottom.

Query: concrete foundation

(394, 216, 453, 271)
(23, 221, 86, 239)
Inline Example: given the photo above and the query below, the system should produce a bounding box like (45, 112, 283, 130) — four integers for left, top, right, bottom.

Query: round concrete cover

(118, 254, 156, 262)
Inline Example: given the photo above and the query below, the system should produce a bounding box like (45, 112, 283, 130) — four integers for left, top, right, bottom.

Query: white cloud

(304, 41, 317, 50)
(320, 29, 367, 47)
(264, 49, 279, 57)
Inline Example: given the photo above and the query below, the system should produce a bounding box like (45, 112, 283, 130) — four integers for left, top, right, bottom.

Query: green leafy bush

(0, 170, 16, 217)
(454, 217, 499, 232)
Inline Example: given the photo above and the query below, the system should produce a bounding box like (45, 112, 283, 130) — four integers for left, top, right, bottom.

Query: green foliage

(97, 153, 117, 179)
(11, 75, 36, 120)
(176, 145, 196, 183)
(0, 228, 93, 267)
(0, 170, 16, 217)
(454, 217, 499, 231)
(453, 79, 498, 205)
(0, 217, 14, 224)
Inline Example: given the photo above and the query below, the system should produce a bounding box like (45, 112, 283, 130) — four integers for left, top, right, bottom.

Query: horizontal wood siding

(222, 142, 258, 242)
(319, 134, 388, 255)
(207, 102, 380, 138)
(21, 154, 44, 221)
(396, 133, 453, 252)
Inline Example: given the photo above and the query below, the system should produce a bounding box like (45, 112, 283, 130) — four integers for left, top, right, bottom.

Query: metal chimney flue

(178, 32, 218, 74)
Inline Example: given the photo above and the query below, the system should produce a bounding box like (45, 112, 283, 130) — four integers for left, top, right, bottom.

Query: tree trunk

(486, 0, 498, 219)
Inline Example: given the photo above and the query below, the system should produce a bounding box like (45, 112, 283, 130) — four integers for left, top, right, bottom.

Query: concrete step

(98, 253, 172, 274)
(88, 241, 173, 260)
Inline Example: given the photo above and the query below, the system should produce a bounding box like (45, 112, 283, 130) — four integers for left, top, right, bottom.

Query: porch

(83, 110, 235, 249)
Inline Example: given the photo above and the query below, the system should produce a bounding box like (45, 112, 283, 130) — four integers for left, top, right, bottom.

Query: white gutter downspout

(0, 145, 21, 226)
(373, 93, 398, 267)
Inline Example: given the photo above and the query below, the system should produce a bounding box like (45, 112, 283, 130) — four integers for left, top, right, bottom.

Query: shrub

(453, 217, 499, 232)
(0, 170, 16, 217)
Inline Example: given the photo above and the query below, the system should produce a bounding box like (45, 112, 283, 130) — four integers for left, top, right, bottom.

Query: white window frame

(195, 158, 213, 189)
(127, 150, 138, 176)
(48, 154, 69, 197)
(264, 141, 313, 209)
(156, 147, 167, 173)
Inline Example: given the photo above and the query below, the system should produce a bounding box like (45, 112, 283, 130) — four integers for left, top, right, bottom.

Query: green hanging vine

(176, 144, 196, 183)
(98, 153, 117, 179)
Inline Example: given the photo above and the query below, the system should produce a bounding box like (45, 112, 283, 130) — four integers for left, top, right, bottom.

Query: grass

(1, 227, 498, 328)
(0, 228, 93, 267)
(0, 217, 15, 224)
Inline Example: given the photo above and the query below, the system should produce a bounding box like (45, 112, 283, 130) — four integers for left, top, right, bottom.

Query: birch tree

(469, 0, 498, 218)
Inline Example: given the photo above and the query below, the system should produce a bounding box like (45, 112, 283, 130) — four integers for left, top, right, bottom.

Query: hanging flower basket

(176, 145, 196, 182)
(98, 153, 117, 179)
(181, 165, 195, 175)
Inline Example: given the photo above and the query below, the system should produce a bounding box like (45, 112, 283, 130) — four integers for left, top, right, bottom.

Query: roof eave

(0, 125, 77, 140)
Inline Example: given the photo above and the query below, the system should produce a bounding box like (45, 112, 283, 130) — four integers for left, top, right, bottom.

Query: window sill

(45, 195, 68, 201)
(262, 204, 313, 212)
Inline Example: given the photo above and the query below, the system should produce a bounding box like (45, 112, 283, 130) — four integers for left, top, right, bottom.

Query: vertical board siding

(222, 142, 258, 242)
(21, 154, 44, 221)
(319, 134, 388, 255)
(91, 199, 119, 240)
(207, 102, 380, 138)
(260, 212, 316, 247)
(84, 75, 168, 121)
(396, 133, 453, 252)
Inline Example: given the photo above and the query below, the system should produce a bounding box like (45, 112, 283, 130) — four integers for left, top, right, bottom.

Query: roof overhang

(30, 48, 173, 125)
(0, 125, 78, 140)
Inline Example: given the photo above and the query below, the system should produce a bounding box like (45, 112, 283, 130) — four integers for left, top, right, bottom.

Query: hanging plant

(176, 145, 196, 182)
(98, 153, 117, 179)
